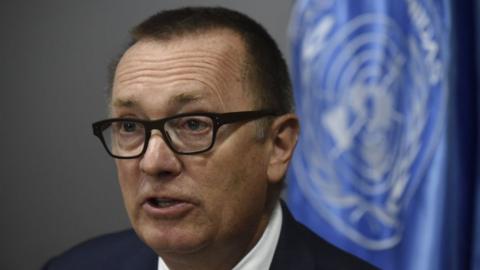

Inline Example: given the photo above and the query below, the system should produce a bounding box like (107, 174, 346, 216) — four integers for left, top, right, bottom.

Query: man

(44, 7, 376, 270)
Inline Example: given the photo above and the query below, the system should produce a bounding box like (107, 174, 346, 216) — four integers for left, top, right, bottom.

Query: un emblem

(290, 0, 447, 249)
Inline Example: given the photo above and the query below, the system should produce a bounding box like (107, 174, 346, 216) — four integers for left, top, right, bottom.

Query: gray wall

(0, 1, 293, 269)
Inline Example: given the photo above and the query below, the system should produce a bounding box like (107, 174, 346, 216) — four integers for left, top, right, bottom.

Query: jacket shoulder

(42, 229, 157, 270)
(271, 205, 378, 270)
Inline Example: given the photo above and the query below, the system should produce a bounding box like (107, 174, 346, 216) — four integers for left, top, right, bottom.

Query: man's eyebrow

(169, 92, 205, 106)
(111, 98, 138, 108)
(111, 93, 206, 109)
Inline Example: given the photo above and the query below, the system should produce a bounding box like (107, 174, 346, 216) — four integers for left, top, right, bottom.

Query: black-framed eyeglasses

(92, 110, 279, 159)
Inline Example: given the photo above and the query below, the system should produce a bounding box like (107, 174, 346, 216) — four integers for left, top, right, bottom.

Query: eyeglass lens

(101, 115, 215, 157)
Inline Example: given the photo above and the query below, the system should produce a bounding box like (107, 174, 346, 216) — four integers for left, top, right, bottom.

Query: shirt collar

(157, 202, 283, 270)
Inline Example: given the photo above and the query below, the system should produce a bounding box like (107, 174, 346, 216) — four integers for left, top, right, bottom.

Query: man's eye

(179, 117, 211, 132)
(121, 121, 137, 132)
(186, 119, 203, 130)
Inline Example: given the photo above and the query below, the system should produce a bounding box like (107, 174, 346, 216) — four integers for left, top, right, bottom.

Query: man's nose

(139, 133, 182, 178)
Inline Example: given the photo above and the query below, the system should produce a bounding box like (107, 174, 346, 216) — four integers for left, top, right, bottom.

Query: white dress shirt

(157, 202, 283, 270)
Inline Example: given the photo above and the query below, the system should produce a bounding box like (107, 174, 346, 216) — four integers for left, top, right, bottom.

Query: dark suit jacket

(43, 205, 376, 270)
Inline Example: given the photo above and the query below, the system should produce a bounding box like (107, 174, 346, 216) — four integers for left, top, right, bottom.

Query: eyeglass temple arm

(215, 110, 279, 125)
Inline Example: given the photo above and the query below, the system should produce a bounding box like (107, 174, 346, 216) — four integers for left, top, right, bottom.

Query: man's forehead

(110, 29, 256, 112)
(114, 29, 249, 93)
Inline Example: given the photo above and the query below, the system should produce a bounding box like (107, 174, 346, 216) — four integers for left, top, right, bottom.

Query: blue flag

(286, 0, 467, 269)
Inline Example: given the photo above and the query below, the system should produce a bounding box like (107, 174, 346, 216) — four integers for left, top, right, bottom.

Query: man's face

(111, 30, 274, 257)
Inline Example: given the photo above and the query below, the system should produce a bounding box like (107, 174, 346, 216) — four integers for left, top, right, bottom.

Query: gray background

(0, 1, 293, 269)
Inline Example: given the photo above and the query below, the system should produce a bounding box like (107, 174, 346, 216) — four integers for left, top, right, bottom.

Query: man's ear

(267, 113, 300, 183)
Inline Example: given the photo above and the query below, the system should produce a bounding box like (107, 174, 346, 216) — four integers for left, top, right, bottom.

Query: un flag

(287, 0, 479, 269)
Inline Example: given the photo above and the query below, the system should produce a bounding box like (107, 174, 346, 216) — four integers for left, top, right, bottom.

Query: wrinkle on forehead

(112, 31, 251, 112)
(116, 50, 241, 85)
(110, 91, 214, 118)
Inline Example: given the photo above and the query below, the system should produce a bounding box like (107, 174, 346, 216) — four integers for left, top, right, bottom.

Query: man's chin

(135, 224, 210, 255)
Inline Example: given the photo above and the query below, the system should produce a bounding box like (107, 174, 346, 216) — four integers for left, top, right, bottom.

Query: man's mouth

(147, 198, 182, 208)
(143, 196, 195, 219)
